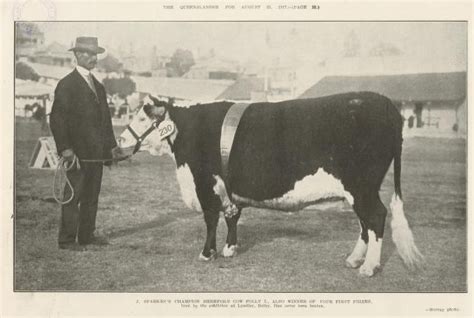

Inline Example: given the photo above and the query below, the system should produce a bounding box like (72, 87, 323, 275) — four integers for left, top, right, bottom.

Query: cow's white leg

(222, 244, 238, 257)
(213, 175, 239, 218)
(346, 221, 368, 268)
(346, 236, 368, 268)
(359, 230, 382, 277)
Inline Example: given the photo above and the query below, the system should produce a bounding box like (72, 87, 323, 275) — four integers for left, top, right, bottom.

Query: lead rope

(53, 156, 80, 205)
(52, 155, 131, 205)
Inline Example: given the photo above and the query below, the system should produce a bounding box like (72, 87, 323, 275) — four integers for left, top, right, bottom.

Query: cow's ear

(149, 95, 161, 106)
(148, 94, 171, 108)
(143, 103, 165, 119)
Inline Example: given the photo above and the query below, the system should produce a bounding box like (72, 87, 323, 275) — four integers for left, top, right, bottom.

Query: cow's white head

(119, 95, 176, 156)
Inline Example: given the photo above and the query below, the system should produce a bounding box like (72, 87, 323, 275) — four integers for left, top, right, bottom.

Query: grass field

(14, 119, 467, 292)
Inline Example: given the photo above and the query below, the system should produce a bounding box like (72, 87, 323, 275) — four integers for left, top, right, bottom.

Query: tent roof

(15, 79, 53, 98)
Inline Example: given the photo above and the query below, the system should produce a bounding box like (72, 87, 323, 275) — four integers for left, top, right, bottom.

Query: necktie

(87, 73, 98, 98)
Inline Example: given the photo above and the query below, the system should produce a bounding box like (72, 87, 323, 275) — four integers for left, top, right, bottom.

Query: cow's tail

(389, 109, 424, 270)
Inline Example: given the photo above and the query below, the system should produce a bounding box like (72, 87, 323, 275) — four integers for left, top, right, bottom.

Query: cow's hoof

(199, 249, 217, 261)
(222, 244, 238, 257)
(358, 263, 380, 277)
(345, 257, 364, 269)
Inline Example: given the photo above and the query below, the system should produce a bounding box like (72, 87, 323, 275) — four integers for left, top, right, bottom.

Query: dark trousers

(58, 161, 103, 245)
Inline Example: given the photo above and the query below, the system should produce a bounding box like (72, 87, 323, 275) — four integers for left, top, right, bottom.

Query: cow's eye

(139, 118, 146, 122)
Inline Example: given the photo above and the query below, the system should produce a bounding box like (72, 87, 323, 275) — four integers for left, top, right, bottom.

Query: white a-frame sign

(29, 137, 59, 170)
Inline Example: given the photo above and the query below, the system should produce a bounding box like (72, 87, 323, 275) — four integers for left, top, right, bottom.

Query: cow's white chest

(233, 168, 354, 211)
(175, 164, 202, 212)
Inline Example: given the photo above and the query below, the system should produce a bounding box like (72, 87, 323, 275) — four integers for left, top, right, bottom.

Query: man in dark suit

(50, 37, 124, 251)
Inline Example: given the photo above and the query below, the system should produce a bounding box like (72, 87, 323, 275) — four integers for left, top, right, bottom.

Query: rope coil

(52, 154, 131, 205)
(53, 156, 80, 205)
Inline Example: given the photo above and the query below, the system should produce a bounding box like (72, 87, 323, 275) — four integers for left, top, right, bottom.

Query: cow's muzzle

(126, 121, 159, 154)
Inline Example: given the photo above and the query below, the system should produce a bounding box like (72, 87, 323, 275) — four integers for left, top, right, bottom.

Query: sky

(35, 21, 467, 70)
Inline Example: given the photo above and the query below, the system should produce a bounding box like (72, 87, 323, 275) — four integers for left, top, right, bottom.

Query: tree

(102, 76, 136, 99)
(167, 49, 195, 77)
(15, 62, 40, 81)
(97, 54, 123, 73)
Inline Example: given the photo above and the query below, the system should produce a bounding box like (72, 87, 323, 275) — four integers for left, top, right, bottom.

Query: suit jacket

(50, 69, 117, 161)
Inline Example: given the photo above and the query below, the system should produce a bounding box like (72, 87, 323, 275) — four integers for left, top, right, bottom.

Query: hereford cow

(119, 92, 423, 277)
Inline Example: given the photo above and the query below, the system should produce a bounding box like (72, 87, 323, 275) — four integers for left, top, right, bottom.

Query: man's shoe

(59, 242, 87, 251)
(88, 235, 109, 245)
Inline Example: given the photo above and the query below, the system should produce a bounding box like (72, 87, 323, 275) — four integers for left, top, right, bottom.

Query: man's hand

(61, 149, 75, 162)
(111, 146, 129, 162)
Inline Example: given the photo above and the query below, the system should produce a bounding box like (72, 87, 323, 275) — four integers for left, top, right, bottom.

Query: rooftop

(217, 77, 265, 101)
(299, 72, 467, 102)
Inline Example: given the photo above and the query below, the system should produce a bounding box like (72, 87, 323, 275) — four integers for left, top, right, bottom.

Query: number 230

(159, 125, 173, 137)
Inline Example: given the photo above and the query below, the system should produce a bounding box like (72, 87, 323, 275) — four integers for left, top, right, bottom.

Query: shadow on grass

(16, 194, 57, 204)
(233, 208, 400, 272)
(234, 209, 358, 255)
(106, 211, 194, 239)
(107, 216, 175, 239)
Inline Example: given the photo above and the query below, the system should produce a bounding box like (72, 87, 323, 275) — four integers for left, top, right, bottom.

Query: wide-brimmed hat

(69, 36, 105, 54)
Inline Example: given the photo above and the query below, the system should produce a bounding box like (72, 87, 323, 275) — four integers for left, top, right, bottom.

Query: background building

(299, 72, 467, 135)
(29, 42, 73, 67)
(15, 23, 45, 59)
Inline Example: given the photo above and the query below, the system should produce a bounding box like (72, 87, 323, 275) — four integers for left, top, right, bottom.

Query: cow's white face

(119, 96, 174, 156)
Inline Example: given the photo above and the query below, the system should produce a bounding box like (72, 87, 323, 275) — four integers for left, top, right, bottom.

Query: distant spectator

(118, 103, 128, 118)
(408, 115, 415, 128)
(24, 104, 33, 117)
(108, 102, 116, 118)
(414, 103, 424, 128)
(32, 103, 45, 121)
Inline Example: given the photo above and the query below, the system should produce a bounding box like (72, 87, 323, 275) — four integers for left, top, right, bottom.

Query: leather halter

(126, 111, 167, 154)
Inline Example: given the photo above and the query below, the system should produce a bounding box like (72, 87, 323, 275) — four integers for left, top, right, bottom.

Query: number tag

(157, 120, 175, 140)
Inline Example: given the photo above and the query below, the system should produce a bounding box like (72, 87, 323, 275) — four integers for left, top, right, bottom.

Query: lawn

(14, 118, 467, 292)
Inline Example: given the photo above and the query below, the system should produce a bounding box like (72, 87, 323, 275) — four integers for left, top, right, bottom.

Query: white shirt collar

(76, 65, 93, 81)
